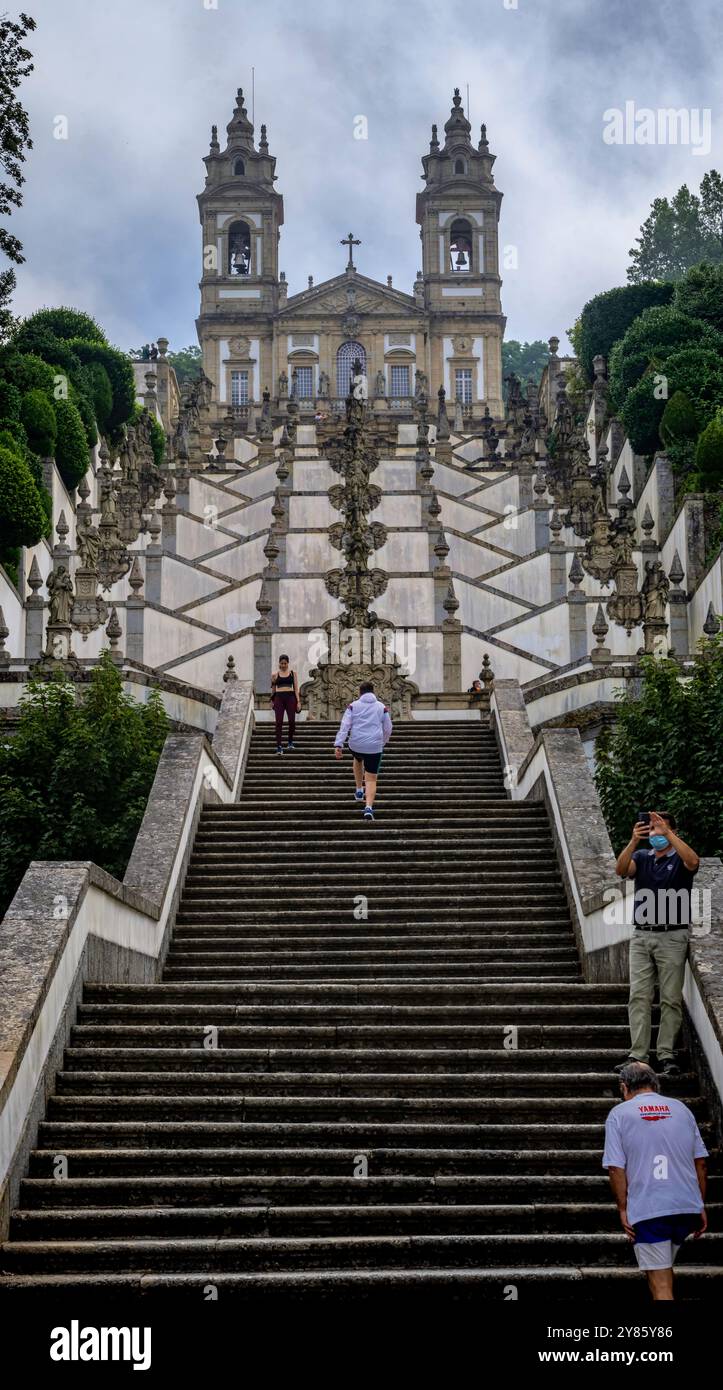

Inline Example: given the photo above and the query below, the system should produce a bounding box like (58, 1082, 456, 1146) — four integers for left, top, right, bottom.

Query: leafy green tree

(20, 386, 56, 455)
(166, 345, 202, 386)
(628, 173, 723, 283)
(0, 377, 21, 421)
(570, 283, 675, 381)
(501, 340, 549, 393)
(0, 13, 35, 341)
(694, 412, 723, 490)
(673, 261, 723, 332)
(0, 654, 169, 914)
(595, 642, 723, 858)
(54, 396, 89, 490)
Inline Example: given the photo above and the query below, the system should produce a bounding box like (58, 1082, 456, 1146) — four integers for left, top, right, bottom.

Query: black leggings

(273, 692, 296, 744)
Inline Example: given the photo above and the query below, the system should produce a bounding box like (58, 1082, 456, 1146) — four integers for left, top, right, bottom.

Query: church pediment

(279, 273, 421, 322)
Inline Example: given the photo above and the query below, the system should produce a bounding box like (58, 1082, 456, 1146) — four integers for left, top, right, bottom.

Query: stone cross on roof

(340, 231, 361, 271)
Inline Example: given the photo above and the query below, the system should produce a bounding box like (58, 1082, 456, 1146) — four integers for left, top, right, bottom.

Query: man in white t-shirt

(602, 1061, 707, 1300)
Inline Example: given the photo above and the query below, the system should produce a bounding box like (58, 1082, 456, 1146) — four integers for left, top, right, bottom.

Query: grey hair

(619, 1061, 660, 1094)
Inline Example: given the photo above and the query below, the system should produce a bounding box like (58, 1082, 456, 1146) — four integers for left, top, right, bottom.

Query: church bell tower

(416, 89, 505, 417)
(196, 88, 284, 409)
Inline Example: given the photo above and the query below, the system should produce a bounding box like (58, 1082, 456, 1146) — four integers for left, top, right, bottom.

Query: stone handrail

(491, 677, 723, 1117)
(0, 678, 254, 1236)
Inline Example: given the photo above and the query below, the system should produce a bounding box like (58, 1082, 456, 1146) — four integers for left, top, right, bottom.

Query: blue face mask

(649, 834, 670, 851)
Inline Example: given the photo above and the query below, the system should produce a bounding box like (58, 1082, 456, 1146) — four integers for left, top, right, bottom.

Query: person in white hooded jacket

(334, 682, 393, 821)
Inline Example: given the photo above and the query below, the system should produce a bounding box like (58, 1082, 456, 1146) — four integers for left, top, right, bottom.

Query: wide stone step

(162, 966, 581, 982)
(169, 931, 575, 948)
(165, 946, 578, 965)
(12, 1199, 722, 1242)
(68, 1024, 635, 1048)
(82, 981, 630, 1003)
(35, 1122, 709, 1156)
(3, 1230, 722, 1273)
(47, 1094, 705, 1122)
(76, 1002, 636, 1027)
(58, 1045, 634, 1073)
(2, 1266, 720, 1298)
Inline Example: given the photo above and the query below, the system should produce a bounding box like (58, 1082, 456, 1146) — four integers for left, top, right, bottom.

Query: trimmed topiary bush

(0, 350, 57, 399)
(695, 412, 723, 490)
(54, 397, 89, 491)
(0, 441, 49, 552)
(17, 306, 107, 345)
(620, 373, 668, 455)
(573, 282, 675, 381)
(20, 387, 57, 456)
(665, 347, 723, 430)
(659, 390, 700, 449)
(69, 339, 136, 438)
(72, 389, 98, 449)
(608, 306, 721, 412)
(78, 360, 113, 434)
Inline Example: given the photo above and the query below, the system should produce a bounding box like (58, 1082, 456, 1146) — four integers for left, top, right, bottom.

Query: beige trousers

(628, 928, 689, 1061)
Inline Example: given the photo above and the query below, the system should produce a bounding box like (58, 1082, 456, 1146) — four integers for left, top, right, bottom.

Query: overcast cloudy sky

(9, 0, 723, 355)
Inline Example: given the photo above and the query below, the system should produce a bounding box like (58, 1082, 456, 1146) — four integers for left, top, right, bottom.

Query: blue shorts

(632, 1213, 701, 1269)
(350, 748, 383, 775)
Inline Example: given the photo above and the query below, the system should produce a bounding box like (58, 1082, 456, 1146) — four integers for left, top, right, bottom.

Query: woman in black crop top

(271, 654, 300, 753)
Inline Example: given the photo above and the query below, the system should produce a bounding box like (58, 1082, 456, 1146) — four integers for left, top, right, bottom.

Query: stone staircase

(1, 721, 720, 1299)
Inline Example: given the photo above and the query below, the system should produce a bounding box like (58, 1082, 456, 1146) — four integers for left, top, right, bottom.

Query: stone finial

(443, 583, 459, 619)
(128, 556, 144, 595)
(592, 603, 609, 648)
(480, 652, 495, 693)
(568, 552, 584, 590)
(533, 469, 548, 499)
(641, 503, 655, 539)
(147, 511, 162, 551)
(549, 510, 563, 542)
(56, 510, 69, 542)
(668, 550, 684, 588)
(591, 602, 611, 664)
(105, 606, 123, 664)
(27, 555, 43, 595)
(223, 655, 238, 683)
(617, 464, 631, 500)
(0, 605, 9, 666)
(548, 336, 560, 357)
(434, 527, 449, 562)
(703, 602, 720, 638)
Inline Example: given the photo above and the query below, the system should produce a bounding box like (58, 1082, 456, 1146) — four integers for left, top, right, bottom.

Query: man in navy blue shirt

(615, 811, 699, 1078)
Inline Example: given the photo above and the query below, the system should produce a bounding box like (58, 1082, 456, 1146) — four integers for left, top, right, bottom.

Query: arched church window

(228, 220, 252, 276)
(336, 340, 366, 397)
(233, 158, 245, 176)
(450, 218, 472, 272)
(454, 158, 466, 174)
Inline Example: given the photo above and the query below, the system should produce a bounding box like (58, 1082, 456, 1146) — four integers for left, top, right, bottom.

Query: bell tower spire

(416, 88, 505, 417)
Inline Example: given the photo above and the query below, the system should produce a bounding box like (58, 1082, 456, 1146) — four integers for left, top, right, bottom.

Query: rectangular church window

(455, 368, 473, 403)
(231, 370, 249, 405)
(390, 365, 410, 397)
(294, 366, 314, 398)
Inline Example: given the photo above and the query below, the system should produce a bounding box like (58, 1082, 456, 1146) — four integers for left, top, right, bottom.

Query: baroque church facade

(196, 87, 506, 422)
